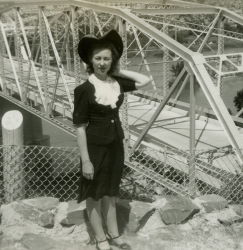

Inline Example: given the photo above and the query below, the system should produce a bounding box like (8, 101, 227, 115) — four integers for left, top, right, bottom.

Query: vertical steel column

(189, 73, 196, 197)
(65, 14, 72, 72)
(53, 18, 58, 42)
(217, 18, 225, 96)
(118, 18, 130, 160)
(89, 9, 94, 35)
(14, 8, 26, 102)
(0, 23, 6, 93)
(39, 7, 50, 113)
(71, 6, 82, 86)
(131, 25, 156, 90)
(162, 21, 170, 98)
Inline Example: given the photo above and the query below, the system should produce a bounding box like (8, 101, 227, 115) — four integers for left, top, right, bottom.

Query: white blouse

(88, 74, 120, 109)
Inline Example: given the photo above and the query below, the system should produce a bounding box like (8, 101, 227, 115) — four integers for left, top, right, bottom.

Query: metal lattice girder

(0, 20, 23, 100)
(16, 9, 47, 111)
(0, 30, 6, 93)
(189, 56, 243, 165)
(39, 7, 50, 112)
(14, 8, 26, 102)
(71, 6, 82, 86)
(40, 8, 73, 111)
(132, 7, 219, 15)
(131, 25, 157, 90)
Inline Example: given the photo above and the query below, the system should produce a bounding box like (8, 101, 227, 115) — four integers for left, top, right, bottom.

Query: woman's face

(91, 48, 112, 80)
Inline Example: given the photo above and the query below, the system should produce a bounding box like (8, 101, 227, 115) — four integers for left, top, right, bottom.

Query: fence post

(1, 110, 24, 202)
(189, 74, 196, 197)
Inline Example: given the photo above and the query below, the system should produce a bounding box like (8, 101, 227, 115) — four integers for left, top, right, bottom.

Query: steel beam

(39, 7, 49, 112)
(71, 6, 82, 86)
(131, 68, 187, 152)
(221, 8, 243, 26)
(16, 9, 47, 111)
(189, 55, 243, 165)
(189, 73, 196, 197)
(131, 25, 156, 90)
(0, 31, 6, 93)
(132, 7, 218, 15)
(40, 8, 73, 111)
(0, 20, 23, 100)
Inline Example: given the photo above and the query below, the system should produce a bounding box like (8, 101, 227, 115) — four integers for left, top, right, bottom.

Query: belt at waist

(89, 117, 120, 124)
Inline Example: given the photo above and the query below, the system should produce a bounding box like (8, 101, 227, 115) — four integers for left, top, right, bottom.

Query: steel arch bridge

(0, 0, 243, 200)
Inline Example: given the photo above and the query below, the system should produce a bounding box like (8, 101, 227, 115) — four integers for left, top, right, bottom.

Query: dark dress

(73, 76, 136, 202)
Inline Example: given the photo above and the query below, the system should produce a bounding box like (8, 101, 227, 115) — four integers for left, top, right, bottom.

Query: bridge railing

(0, 144, 242, 205)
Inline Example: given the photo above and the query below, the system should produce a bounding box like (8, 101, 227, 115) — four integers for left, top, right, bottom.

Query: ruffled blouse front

(88, 74, 120, 109)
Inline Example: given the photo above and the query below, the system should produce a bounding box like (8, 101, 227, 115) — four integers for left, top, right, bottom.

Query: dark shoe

(107, 235, 131, 250)
(96, 239, 112, 250)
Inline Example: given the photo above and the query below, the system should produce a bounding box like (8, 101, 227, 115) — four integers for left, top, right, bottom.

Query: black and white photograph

(0, 0, 242, 249)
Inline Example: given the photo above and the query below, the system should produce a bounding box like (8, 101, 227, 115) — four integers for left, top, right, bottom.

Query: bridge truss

(0, 0, 242, 201)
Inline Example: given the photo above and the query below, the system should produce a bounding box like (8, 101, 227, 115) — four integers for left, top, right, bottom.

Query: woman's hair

(85, 41, 120, 75)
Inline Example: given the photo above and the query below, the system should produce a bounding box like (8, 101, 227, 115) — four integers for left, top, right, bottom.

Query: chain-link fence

(0, 144, 242, 205)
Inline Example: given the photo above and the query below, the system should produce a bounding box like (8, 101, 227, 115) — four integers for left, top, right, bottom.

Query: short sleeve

(73, 84, 89, 125)
(115, 76, 137, 93)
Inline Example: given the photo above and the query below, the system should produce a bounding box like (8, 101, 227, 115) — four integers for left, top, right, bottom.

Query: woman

(73, 30, 151, 250)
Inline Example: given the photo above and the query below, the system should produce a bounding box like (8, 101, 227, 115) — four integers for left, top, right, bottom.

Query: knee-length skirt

(77, 138, 124, 202)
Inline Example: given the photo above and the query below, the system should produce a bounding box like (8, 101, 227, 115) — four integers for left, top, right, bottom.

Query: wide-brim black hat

(77, 29, 123, 64)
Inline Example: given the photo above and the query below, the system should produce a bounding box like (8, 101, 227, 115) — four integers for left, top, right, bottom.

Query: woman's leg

(102, 196, 119, 237)
(86, 197, 107, 241)
(102, 196, 131, 249)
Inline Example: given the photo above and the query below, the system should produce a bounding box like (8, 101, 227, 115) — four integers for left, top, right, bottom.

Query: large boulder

(194, 194, 228, 213)
(158, 196, 200, 225)
(22, 197, 59, 212)
(217, 206, 243, 226)
(1, 198, 56, 229)
(38, 211, 55, 228)
(116, 199, 154, 233)
(138, 210, 166, 235)
(59, 200, 86, 226)
(231, 205, 243, 217)
(0, 197, 90, 248)
(21, 233, 84, 250)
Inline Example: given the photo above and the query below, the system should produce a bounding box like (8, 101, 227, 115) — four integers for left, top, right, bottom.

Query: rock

(159, 196, 200, 225)
(194, 194, 228, 213)
(151, 197, 167, 209)
(218, 216, 243, 226)
(116, 199, 153, 233)
(216, 206, 243, 226)
(22, 197, 59, 212)
(21, 233, 57, 250)
(2, 225, 27, 241)
(60, 200, 86, 226)
(38, 211, 55, 228)
(21, 233, 86, 250)
(231, 205, 243, 217)
(55, 202, 68, 223)
(138, 210, 166, 235)
(0, 236, 28, 250)
(1, 202, 40, 226)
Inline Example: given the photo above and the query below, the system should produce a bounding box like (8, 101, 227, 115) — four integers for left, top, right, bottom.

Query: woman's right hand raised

(82, 160, 94, 180)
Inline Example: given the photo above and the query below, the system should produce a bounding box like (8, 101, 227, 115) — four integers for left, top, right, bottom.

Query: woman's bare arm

(113, 69, 151, 89)
(76, 125, 94, 180)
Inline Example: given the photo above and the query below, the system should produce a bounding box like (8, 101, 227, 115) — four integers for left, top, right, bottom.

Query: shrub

(234, 89, 243, 117)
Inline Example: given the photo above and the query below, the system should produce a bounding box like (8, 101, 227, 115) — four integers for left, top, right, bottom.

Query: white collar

(88, 74, 120, 109)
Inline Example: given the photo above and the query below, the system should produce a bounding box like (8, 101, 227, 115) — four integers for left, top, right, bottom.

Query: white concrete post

(1, 110, 24, 202)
